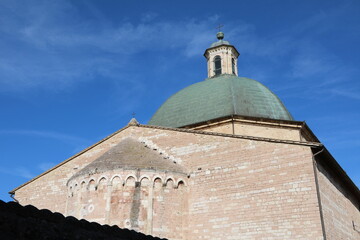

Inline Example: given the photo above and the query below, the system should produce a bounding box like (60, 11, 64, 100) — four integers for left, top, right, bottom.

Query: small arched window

(232, 58, 236, 75)
(214, 55, 221, 76)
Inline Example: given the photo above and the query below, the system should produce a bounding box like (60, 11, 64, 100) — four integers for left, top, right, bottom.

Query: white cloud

(38, 162, 56, 172)
(329, 89, 360, 100)
(0, 161, 57, 180)
(0, 130, 90, 146)
(0, 1, 225, 92)
(290, 50, 332, 79)
(0, 0, 358, 100)
(0, 167, 35, 179)
(141, 12, 158, 23)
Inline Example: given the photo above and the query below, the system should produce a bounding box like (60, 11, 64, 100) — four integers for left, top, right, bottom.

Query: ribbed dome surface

(148, 74, 293, 128)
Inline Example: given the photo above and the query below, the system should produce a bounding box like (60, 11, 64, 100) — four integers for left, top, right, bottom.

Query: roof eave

(180, 114, 304, 129)
(203, 44, 240, 58)
(314, 147, 360, 202)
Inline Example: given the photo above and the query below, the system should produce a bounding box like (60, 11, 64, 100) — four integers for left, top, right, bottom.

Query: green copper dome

(148, 74, 293, 128)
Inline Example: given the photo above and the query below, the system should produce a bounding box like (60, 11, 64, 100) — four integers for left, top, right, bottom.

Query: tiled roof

(0, 199, 166, 240)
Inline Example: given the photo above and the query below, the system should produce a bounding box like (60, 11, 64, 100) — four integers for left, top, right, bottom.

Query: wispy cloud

(260, 9, 359, 102)
(141, 12, 158, 23)
(0, 129, 88, 179)
(290, 46, 333, 79)
(0, 0, 358, 104)
(329, 89, 360, 100)
(0, 129, 90, 146)
(0, 162, 57, 180)
(37, 162, 56, 172)
(0, 1, 223, 92)
(0, 167, 35, 179)
(306, 112, 360, 124)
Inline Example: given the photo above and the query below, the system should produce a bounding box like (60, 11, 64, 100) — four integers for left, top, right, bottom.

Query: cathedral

(10, 32, 359, 239)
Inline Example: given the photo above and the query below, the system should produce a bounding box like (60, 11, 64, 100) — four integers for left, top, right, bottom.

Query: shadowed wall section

(67, 173, 187, 239)
(66, 138, 188, 239)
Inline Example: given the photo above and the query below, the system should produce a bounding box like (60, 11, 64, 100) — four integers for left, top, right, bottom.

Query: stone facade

(66, 168, 187, 237)
(11, 122, 360, 239)
(315, 155, 360, 239)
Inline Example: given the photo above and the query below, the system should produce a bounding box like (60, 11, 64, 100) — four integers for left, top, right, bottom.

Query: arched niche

(166, 178, 174, 189)
(97, 177, 107, 191)
(140, 177, 150, 187)
(125, 176, 136, 187)
(88, 179, 96, 191)
(111, 176, 122, 190)
(81, 181, 86, 192)
(154, 177, 163, 190)
(177, 180, 185, 190)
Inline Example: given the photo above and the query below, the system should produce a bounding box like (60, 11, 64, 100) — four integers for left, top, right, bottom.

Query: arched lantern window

(214, 55, 221, 76)
(232, 58, 236, 75)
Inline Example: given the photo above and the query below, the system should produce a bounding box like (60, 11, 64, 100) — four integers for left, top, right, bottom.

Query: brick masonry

(12, 122, 360, 240)
(316, 160, 360, 239)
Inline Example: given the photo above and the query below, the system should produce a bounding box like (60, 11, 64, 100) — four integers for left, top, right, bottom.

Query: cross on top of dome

(216, 24, 225, 40)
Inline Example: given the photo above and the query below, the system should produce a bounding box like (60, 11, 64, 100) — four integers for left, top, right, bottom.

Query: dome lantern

(148, 32, 293, 128)
(204, 31, 240, 78)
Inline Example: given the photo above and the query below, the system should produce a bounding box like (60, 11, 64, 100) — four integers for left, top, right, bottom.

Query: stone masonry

(11, 121, 360, 239)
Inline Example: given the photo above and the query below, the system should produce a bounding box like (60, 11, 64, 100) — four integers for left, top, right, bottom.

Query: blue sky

(0, 0, 359, 202)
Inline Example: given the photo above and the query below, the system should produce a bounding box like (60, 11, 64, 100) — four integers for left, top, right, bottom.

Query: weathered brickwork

(132, 127, 323, 239)
(12, 124, 360, 240)
(316, 162, 360, 239)
(14, 128, 139, 211)
(187, 144, 322, 239)
(66, 169, 187, 239)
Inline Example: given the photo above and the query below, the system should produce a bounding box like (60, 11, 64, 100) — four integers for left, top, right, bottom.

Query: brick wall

(316, 161, 360, 239)
(13, 125, 359, 239)
(66, 169, 187, 239)
(14, 128, 134, 211)
(130, 126, 325, 239)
